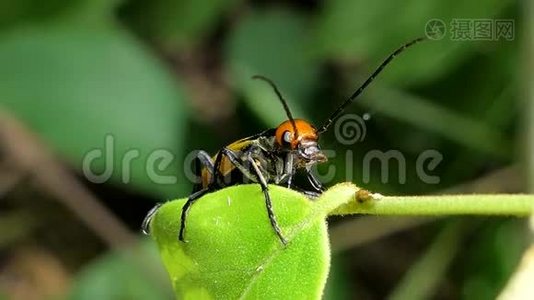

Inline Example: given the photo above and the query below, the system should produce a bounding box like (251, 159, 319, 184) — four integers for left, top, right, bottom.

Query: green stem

(323, 184, 534, 217)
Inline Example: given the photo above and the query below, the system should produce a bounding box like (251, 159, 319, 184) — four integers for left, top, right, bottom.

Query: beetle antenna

(252, 75, 299, 137)
(318, 36, 427, 134)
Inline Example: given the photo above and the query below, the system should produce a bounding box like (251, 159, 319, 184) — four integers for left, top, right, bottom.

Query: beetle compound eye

(282, 131, 293, 146)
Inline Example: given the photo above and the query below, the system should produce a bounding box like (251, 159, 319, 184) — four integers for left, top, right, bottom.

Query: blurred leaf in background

(226, 8, 320, 126)
(69, 241, 173, 300)
(0, 1, 190, 198)
(120, 0, 241, 51)
(460, 220, 528, 299)
(315, 0, 514, 85)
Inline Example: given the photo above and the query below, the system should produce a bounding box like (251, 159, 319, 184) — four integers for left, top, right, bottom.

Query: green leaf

(226, 8, 320, 126)
(149, 183, 534, 299)
(0, 22, 189, 198)
(150, 184, 342, 299)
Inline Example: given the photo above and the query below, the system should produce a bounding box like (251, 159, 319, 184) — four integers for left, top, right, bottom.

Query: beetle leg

(179, 150, 219, 242)
(286, 173, 294, 189)
(219, 147, 258, 184)
(272, 154, 293, 186)
(141, 203, 162, 235)
(210, 150, 225, 188)
(306, 170, 325, 193)
(180, 148, 257, 242)
(211, 147, 255, 187)
(179, 188, 210, 242)
(248, 156, 287, 245)
(192, 150, 215, 192)
(291, 186, 321, 199)
(197, 150, 214, 173)
(285, 154, 294, 188)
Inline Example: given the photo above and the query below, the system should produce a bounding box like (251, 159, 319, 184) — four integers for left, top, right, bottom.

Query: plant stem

(324, 184, 534, 217)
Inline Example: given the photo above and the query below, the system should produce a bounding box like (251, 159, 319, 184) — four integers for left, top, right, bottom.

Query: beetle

(142, 37, 427, 244)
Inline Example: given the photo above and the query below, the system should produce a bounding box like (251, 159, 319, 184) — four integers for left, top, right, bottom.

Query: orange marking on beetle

(275, 119, 318, 149)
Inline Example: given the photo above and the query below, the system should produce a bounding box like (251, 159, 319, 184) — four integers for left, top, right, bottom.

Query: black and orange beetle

(142, 37, 426, 244)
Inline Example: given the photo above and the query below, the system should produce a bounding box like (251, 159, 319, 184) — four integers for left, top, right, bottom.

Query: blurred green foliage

(459, 220, 528, 299)
(121, 0, 240, 50)
(227, 8, 318, 125)
(69, 241, 172, 300)
(0, 0, 525, 299)
(0, 24, 188, 197)
(0, 1, 189, 198)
